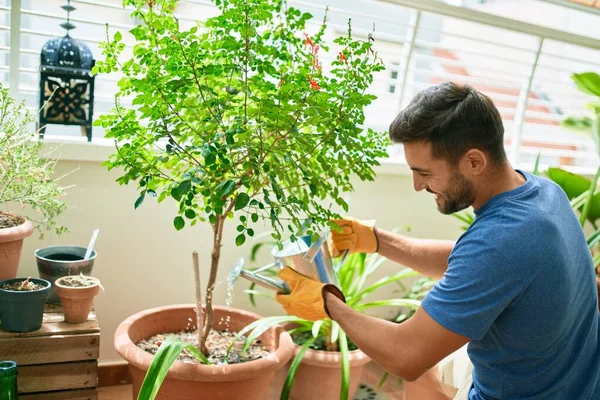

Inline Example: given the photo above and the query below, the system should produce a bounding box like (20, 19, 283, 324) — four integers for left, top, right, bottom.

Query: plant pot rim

(0, 212, 33, 244)
(34, 245, 97, 263)
(114, 304, 295, 382)
(55, 275, 101, 289)
(0, 277, 51, 292)
(292, 343, 371, 368)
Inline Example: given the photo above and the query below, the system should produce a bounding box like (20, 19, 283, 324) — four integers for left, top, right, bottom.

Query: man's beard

(436, 170, 476, 215)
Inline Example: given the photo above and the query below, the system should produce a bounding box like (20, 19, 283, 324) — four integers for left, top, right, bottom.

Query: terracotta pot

(289, 345, 371, 400)
(114, 304, 294, 400)
(0, 212, 34, 281)
(54, 276, 101, 323)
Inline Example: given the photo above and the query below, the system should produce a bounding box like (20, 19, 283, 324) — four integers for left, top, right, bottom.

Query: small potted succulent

(0, 277, 51, 332)
(0, 84, 67, 280)
(54, 274, 103, 323)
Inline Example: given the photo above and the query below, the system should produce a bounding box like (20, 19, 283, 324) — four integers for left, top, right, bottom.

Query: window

(5, 0, 600, 172)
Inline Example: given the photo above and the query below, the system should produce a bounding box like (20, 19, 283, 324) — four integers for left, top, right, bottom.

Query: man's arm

(376, 229, 455, 279)
(325, 292, 469, 381)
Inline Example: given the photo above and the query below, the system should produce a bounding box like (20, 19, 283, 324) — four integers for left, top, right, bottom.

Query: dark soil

(1, 278, 44, 291)
(137, 329, 270, 365)
(292, 331, 359, 352)
(0, 212, 23, 229)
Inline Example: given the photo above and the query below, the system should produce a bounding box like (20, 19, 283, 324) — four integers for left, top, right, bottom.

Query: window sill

(40, 136, 413, 176)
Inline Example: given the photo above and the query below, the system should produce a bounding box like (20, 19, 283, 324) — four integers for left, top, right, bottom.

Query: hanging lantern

(39, 0, 95, 141)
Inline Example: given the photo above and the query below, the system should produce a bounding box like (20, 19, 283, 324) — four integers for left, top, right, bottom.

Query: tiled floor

(98, 363, 403, 399)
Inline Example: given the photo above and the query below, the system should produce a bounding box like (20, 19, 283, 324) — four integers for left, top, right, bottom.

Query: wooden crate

(0, 304, 99, 399)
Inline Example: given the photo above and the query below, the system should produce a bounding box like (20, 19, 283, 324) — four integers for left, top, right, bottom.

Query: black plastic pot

(0, 278, 50, 332)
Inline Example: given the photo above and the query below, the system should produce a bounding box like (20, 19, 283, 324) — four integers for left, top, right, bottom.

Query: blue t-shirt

(422, 170, 600, 399)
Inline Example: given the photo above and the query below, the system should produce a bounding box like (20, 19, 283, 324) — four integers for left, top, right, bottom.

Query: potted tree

(0, 83, 67, 280)
(95, 0, 388, 397)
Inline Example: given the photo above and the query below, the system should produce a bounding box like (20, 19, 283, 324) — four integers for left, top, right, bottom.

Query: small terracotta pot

(289, 345, 371, 400)
(114, 304, 295, 400)
(0, 212, 34, 281)
(54, 276, 101, 323)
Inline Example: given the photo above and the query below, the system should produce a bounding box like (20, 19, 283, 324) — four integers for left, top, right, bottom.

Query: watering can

(230, 228, 349, 295)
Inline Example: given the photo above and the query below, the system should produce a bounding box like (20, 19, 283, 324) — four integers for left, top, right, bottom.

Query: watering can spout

(229, 232, 347, 295)
(230, 258, 291, 294)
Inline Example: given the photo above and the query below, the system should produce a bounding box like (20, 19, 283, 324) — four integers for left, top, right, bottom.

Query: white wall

(12, 157, 463, 363)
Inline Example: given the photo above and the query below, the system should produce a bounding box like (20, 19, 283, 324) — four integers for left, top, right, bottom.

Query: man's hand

(330, 217, 378, 257)
(275, 267, 345, 321)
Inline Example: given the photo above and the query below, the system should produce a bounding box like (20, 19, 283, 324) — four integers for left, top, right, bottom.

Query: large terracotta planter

(289, 345, 371, 400)
(0, 212, 34, 280)
(114, 304, 294, 400)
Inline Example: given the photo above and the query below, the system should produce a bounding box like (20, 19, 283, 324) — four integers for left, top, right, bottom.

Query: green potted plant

(95, 0, 387, 397)
(0, 84, 67, 280)
(560, 71, 600, 302)
(133, 245, 422, 400)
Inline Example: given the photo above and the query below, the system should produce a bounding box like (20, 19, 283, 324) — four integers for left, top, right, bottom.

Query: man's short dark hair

(389, 82, 507, 165)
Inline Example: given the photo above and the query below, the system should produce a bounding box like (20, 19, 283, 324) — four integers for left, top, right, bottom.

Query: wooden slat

(0, 319, 99, 339)
(18, 361, 98, 394)
(20, 388, 98, 400)
(44, 310, 96, 324)
(0, 333, 99, 365)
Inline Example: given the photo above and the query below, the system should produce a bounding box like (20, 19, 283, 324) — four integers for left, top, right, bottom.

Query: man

(275, 82, 600, 399)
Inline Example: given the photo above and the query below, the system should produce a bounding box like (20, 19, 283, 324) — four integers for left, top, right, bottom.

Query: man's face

(404, 142, 476, 215)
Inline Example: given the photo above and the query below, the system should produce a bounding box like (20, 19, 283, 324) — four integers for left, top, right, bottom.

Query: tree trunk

(200, 215, 225, 354)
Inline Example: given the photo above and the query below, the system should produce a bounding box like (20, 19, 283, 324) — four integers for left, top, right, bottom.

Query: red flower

(304, 33, 314, 49)
(278, 77, 285, 88)
(339, 52, 347, 63)
(313, 45, 320, 55)
(313, 56, 322, 71)
(307, 75, 321, 90)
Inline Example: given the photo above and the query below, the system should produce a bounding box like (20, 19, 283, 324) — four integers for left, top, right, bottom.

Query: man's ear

(462, 149, 487, 176)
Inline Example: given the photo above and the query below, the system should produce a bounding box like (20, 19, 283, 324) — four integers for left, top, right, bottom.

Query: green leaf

(236, 233, 246, 246)
(562, 116, 593, 133)
(185, 209, 196, 219)
(572, 72, 600, 98)
(173, 216, 185, 231)
(135, 192, 146, 209)
(171, 181, 191, 202)
(330, 321, 340, 344)
(547, 167, 600, 223)
(251, 213, 259, 223)
(217, 180, 236, 198)
(311, 320, 324, 338)
(580, 166, 600, 227)
(115, 31, 122, 41)
(235, 193, 250, 210)
(280, 336, 315, 400)
(339, 331, 350, 400)
(377, 371, 389, 388)
(137, 337, 210, 400)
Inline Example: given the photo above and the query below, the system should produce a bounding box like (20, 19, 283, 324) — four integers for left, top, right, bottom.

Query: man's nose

(413, 174, 426, 192)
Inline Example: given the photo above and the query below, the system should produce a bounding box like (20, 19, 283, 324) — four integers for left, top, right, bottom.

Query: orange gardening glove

(275, 267, 345, 321)
(329, 217, 378, 257)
